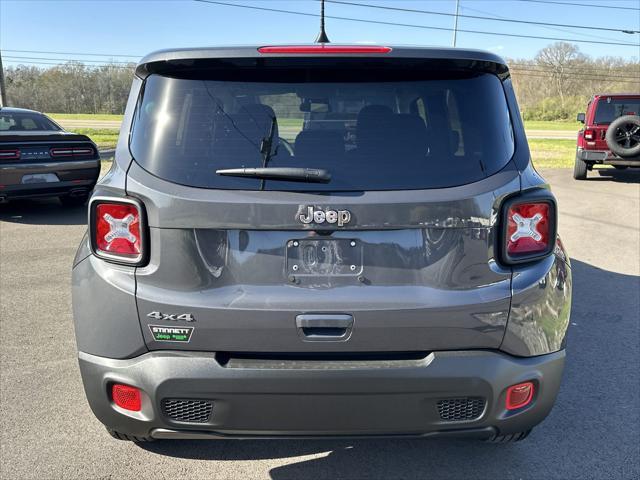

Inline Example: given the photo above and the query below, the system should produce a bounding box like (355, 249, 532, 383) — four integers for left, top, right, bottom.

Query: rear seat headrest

(394, 114, 429, 156)
(356, 105, 394, 150)
(295, 130, 345, 160)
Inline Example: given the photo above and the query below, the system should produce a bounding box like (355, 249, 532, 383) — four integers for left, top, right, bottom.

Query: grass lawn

(529, 139, 576, 169)
(524, 120, 581, 131)
(69, 128, 119, 149)
(48, 113, 124, 121)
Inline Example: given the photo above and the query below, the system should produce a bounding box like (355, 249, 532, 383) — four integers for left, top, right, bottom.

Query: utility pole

(0, 51, 7, 107)
(452, 0, 460, 47)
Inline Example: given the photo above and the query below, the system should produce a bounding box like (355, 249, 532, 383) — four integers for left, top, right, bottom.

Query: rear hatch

(126, 53, 519, 353)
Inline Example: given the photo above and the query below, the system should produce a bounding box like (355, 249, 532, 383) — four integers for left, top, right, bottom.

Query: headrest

(295, 130, 345, 160)
(356, 105, 394, 151)
(393, 114, 429, 156)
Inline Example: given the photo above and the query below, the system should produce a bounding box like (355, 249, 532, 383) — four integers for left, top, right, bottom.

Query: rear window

(594, 97, 640, 125)
(0, 112, 61, 132)
(130, 70, 514, 191)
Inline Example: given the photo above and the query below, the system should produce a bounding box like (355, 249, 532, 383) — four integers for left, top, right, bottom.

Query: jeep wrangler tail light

(111, 384, 142, 412)
(583, 129, 595, 141)
(89, 197, 147, 266)
(501, 192, 557, 265)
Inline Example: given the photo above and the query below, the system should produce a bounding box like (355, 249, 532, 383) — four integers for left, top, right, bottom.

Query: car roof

(593, 93, 640, 99)
(0, 106, 46, 114)
(136, 44, 508, 78)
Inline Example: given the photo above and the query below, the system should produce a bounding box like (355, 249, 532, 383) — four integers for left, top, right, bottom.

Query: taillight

(506, 382, 535, 410)
(258, 45, 392, 54)
(89, 198, 147, 265)
(111, 384, 142, 412)
(583, 129, 595, 141)
(0, 149, 20, 161)
(501, 192, 557, 264)
(50, 146, 95, 158)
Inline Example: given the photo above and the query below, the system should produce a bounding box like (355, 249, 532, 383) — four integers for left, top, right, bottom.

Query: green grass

(278, 118, 304, 128)
(68, 128, 120, 149)
(48, 113, 124, 121)
(529, 139, 576, 168)
(524, 120, 581, 131)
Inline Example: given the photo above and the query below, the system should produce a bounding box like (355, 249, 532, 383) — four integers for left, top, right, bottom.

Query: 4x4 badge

(299, 206, 351, 227)
(147, 311, 195, 322)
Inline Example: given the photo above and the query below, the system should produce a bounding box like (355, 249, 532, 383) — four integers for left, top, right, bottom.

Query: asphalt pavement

(0, 168, 638, 480)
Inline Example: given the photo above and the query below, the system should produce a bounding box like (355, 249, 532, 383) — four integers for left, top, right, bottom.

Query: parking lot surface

(1, 168, 638, 480)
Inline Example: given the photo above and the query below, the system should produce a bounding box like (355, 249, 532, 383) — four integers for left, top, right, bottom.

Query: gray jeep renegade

(72, 45, 572, 443)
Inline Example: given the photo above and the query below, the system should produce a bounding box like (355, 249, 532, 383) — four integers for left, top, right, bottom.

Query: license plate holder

(286, 238, 363, 276)
(21, 173, 59, 184)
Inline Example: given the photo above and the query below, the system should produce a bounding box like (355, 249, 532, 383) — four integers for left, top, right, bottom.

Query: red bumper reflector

(258, 45, 392, 54)
(506, 382, 535, 410)
(112, 384, 142, 412)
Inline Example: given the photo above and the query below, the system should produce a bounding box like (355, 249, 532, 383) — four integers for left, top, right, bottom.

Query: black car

(0, 107, 100, 205)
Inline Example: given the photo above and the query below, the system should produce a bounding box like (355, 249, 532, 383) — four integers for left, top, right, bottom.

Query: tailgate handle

(296, 314, 353, 341)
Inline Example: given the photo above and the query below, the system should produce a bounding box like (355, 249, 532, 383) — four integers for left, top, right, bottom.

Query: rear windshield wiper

(216, 167, 331, 183)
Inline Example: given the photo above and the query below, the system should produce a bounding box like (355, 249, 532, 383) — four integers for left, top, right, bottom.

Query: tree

(534, 42, 587, 109)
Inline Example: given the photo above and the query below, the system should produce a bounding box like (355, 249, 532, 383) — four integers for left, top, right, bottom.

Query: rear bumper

(78, 348, 565, 439)
(577, 148, 640, 165)
(0, 159, 100, 199)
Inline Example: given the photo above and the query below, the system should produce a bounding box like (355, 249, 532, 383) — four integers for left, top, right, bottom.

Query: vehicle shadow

(138, 259, 639, 480)
(0, 198, 86, 225)
(588, 167, 640, 183)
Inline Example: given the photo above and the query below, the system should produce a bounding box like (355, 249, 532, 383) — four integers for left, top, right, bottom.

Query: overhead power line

(509, 67, 640, 82)
(4, 55, 134, 65)
(193, 0, 639, 47)
(518, 0, 640, 12)
(326, 0, 640, 34)
(2, 49, 142, 58)
(460, 4, 626, 44)
(3, 59, 133, 69)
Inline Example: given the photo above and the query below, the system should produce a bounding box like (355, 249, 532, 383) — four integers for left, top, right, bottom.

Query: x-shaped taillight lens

(505, 201, 553, 261)
(91, 200, 145, 264)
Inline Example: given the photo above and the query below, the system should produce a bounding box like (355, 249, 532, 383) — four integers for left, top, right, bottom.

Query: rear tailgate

(129, 162, 517, 353)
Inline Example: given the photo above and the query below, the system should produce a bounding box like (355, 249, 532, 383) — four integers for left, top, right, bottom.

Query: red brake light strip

(258, 45, 392, 54)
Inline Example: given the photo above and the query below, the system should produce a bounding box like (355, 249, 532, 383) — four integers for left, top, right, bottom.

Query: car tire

(106, 428, 154, 443)
(60, 194, 89, 207)
(606, 115, 640, 159)
(573, 154, 588, 180)
(485, 429, 532, 443)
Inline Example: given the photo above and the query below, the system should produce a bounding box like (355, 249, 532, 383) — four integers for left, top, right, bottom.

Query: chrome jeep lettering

(299, 206, 352, 227)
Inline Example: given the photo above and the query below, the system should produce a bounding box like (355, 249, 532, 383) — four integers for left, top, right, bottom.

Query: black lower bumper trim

(150, 426, 497, 440)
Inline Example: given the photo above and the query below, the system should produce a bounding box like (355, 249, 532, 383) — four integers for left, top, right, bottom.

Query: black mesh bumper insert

(437, 397, 485, 421)
(162, 399, 213, 423)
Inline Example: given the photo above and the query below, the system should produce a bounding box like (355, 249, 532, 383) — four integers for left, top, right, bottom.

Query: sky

(1, 0, 639, 68)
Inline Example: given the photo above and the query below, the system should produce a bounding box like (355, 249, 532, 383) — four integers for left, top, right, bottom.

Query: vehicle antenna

(315, 0, 331, 43)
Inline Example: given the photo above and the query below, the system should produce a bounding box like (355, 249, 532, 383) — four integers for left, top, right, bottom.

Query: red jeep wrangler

(574, 93, 640, 180)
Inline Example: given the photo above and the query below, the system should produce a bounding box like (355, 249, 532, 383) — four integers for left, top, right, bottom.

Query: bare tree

(534, 42, 587, 109)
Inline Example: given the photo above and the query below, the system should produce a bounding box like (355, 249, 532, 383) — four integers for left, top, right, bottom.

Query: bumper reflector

(506, 382, 534, 410)
(112, 384, 142, 412)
